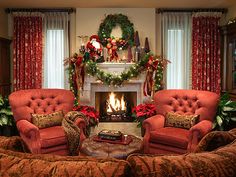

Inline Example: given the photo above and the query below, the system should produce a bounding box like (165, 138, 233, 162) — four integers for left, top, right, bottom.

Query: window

(44, 29, 65, 88)
(161, 13, 192, 89)
(166, 29, 185, 89)
(43, 12, 69, 89)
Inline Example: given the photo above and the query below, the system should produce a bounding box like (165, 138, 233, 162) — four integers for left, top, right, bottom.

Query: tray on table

(93, 135, 133, 145)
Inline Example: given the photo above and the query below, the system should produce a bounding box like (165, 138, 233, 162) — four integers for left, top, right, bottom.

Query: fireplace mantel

(80, 62, 145, 106)
(96, 62, 137, 74)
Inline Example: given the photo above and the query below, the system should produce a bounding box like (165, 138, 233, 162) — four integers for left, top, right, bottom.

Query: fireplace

(95, 92, 137, 122)
(79, 63, 144, 137)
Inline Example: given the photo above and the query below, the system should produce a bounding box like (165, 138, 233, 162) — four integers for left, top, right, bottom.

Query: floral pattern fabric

(192, 14, 221, 94)
(13, 15, 43, 91)
(128, 129, 236, 177)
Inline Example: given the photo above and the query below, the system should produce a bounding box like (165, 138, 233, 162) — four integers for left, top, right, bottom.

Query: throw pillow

(165, 112, 199, 129)
(31, 111, 64, 129)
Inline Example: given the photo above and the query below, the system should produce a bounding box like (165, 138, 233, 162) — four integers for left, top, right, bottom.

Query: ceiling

(0, 0, 235, 8)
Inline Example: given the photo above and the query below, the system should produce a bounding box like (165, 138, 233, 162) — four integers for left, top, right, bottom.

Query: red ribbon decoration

(143, 56, 159, 96)
(70, 55, 85, 97)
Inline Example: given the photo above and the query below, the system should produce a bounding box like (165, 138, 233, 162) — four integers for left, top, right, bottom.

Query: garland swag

(68, 53, 167, 105)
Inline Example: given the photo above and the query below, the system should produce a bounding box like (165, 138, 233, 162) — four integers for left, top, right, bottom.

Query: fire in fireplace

(95, 92, 137, 122)
(107, 92, 126, 113)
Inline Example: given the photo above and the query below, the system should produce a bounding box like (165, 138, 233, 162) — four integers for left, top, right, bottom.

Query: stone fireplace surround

(80, 62, 145, 137)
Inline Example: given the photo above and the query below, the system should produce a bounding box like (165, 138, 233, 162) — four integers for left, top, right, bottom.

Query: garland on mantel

(66, 52, 168, 105)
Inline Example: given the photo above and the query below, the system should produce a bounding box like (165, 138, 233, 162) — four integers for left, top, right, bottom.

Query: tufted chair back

(9, 89, 74, 123)
(154, 89, 219, 122)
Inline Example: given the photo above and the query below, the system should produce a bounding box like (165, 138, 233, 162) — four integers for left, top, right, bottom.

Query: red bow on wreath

(143, 56, 159, 97)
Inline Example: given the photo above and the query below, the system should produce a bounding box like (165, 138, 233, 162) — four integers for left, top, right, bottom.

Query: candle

(135, 51, 138, 62)
(124, 134, 128, 141)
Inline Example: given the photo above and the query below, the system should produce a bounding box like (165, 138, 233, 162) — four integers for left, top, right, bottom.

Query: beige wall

(227, 4, 236, 21)
(0, 8, 8, 38)
(75, 8, 156, 54)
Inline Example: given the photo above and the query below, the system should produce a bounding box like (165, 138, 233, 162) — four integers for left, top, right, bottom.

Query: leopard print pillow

(31, 111, 64, 129)
(165, 112, 199, 129)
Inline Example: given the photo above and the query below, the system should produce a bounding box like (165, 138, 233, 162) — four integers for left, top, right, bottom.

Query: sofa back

(154, 89, 219, 122)
(9, 89, 74, 122)
(0, 136, 131, 177)
(128, 129, 236, 177)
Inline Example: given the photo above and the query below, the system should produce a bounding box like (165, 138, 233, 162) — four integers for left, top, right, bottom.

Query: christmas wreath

(98, 14, 134, 50)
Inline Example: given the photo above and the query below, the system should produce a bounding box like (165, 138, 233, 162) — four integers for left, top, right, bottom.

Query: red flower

(73, 105, 99, 127)
(132, 103, 156, 127)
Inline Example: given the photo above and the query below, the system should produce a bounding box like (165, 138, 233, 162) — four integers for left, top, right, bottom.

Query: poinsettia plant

(73, 105, 99, 127)
(132, 103, 156, 127)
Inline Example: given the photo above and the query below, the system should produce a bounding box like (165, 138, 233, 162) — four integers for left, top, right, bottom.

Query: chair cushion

(149, 127, 189, 149)
(39, 126, 67, 148)
(165, 112, 199, 129)
(32, 111, 64, 129)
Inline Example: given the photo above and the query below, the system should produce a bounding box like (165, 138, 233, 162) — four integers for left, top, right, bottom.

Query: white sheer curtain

(161, 12, 192, 89)
(43, 12, 69, 88)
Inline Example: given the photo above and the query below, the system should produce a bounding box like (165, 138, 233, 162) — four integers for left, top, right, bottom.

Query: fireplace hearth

(95, 92, 137, 122)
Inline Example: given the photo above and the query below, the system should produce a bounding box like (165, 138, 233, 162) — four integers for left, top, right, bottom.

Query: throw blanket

(62, 111, 88, 156)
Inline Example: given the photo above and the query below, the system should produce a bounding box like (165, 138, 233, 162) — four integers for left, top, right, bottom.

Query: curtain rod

(5, 8, 76, 14)
(156, 8, 227, 14)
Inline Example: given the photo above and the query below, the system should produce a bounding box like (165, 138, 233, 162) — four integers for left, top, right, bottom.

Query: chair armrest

(142, 114, 165, 153)
(74, 118, 87, 142)
(143, 114, 165, 132)
(16, 120, 41, 153)
(189, 120, 213, 140)
(17, 120, 40, 140)
(188, 120, 213, 152)
(74, 118, 86, 128)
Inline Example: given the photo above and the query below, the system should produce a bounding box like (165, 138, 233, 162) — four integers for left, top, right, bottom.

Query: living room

(0, 0, 236, 176)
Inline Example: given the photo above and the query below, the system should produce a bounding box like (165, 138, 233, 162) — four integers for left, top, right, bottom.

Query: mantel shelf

(97, 62, 135, 69)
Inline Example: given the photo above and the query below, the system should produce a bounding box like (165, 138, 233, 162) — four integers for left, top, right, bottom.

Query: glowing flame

(107, 92, 126, 112)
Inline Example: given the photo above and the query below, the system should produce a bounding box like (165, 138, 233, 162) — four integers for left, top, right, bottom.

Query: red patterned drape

(13, 15, 43, 91)
(192, 15, 221, 94)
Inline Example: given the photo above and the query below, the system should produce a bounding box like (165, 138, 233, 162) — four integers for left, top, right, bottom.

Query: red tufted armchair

(9, 89, 87, 155)
(143, 89, 219, 154)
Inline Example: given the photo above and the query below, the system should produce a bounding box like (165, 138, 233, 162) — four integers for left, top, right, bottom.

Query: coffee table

(80, 135, 142, 159)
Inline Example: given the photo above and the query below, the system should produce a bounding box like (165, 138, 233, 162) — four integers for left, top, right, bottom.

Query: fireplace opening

(95, 92, 137, 122)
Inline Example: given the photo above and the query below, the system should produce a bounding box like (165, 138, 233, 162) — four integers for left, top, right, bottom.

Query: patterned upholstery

(9, 89, 87, 155)
(0, 149, 130, 177)
(0, 136, 131, 177)
(143, 89, 219, 154)
(128, 129, 236, 177)
(0, 136, 25, 152)
(0, 130, 236, 177)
